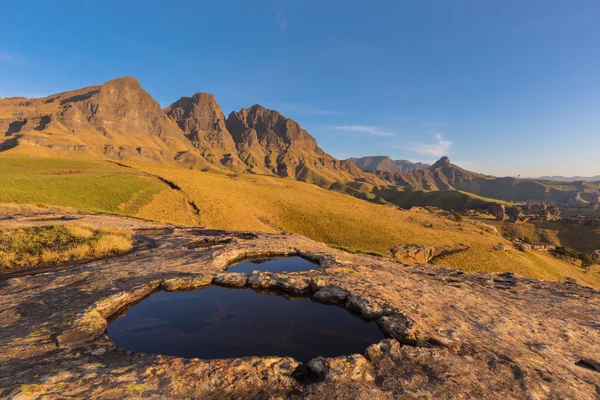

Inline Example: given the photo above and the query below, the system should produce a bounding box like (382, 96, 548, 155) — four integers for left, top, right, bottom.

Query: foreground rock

(0, 213, 599, 399)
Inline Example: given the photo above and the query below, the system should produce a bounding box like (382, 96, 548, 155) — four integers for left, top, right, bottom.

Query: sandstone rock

(390, 244, 435, 263)
(489, 204, 506, 221)
(376, 315, 414, 344)
(161, 275, 213, 291)
(213, 272, 248, 287)
(247, 272, 311, 294)
(312, 286, 350, 304)
(391, 244, 468, 263)
(491, 243, 510, 252)
(345, 295, 385, 319)
(514, 242, 532, 252)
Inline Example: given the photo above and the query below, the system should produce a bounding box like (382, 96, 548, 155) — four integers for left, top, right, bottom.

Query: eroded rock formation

(0, 213, 599, 398)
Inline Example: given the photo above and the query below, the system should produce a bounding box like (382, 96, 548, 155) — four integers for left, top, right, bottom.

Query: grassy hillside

(374, 187, 515, 210)
(1, 156, 598, 288)
(134, 163, 600, 289)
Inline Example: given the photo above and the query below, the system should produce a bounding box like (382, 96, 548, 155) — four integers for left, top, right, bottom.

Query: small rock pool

(107, 286, 384, 363)
(227, 256, 319, 274)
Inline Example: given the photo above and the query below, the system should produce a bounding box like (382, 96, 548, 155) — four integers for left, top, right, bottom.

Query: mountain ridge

(1, 76, 598, 207)
(347, 155, 430, 173)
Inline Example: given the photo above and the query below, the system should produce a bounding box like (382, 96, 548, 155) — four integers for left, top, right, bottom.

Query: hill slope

(1, 156, 598, 288)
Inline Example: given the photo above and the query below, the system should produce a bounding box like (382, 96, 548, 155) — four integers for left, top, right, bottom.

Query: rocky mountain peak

(430, 156, 451, 169)
(164, 91, 244, 170)
(226, 104, 318, 151)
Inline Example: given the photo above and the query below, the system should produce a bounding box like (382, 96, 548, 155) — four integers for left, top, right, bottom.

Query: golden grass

(133, 164, 600, 289)
(0, 202, 77, 217)
(1, 155, 598, 289)
(135, 187, 200, 226)
(92, 233, 133, 256)
(0, 224, 134, 271)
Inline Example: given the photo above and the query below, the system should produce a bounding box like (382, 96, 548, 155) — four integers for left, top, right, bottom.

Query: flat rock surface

(0, 214, 599, 399)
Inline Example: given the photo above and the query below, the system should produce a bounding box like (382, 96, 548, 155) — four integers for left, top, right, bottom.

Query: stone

(489, 204, 506, 221)
(391, 244, 435, 263)
(345, 295, 385, 319)
(312, 286, 350, 304)
(213, 272, 248, 287)
(491, 243, 510, 252)
(2, 213, 600, 399)
(161, 275, 213, 291)
(376, 315, 414, 344)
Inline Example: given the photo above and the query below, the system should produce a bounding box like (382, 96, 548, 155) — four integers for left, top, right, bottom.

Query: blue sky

(1, 0, 599, 177)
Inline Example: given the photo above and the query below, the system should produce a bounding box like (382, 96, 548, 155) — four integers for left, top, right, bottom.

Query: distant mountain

(373, 156, 600, 204)
(539, 175, 600, 182)
(347, 156, 430, 173)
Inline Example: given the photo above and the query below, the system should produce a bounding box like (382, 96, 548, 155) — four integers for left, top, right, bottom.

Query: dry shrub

(93, 234, 133, 257)
(66, 224, 95, 239)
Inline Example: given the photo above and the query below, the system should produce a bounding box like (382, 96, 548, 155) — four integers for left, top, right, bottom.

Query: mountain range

(539, 175, 600, 182)
(346, 156, 430, 173)
(1, 76, 598, 208)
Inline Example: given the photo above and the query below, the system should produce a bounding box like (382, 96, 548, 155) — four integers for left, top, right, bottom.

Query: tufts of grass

(0, 224, 133, 271)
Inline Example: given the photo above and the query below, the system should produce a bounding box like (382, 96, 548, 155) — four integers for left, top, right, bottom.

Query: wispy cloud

(334, 125, 396, 137)
(276, 11, 288, 32)
(399, 133, 452, 156)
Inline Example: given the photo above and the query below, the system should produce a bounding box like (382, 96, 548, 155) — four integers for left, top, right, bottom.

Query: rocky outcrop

(391, 244, 435, 263)
(489, 204, 506, 221)
(1, 213, 599, 399)
(391, 244, 469, 263)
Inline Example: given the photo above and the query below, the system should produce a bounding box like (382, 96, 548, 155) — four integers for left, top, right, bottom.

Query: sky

(1, 0, 599, 177)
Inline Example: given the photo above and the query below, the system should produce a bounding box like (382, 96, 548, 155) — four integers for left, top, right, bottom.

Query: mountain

(347, 155, 430, 173)
(164, 93, 246, 172)
(0, 77, 381, 195)
(539, 175, 600, 182)
(0, 77, 205, 167)
(374, 156, 600, 204)
(2, 76, 597, 208)
(224, 104, 378, 189)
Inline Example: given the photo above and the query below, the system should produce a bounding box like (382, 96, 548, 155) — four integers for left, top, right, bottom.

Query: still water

(108, 286, 383, 363)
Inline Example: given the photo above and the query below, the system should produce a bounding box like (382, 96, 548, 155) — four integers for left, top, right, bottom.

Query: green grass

(0, 157, 161, 214)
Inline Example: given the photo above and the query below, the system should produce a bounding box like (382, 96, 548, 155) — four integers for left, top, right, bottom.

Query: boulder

(391, 244, 435, 263)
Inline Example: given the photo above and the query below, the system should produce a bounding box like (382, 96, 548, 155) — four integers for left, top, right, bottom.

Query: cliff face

(0, 77, 203, 166)
(165, 93, 246, 171)
(225, 104, 372, 186)
(0, 77, 378, 191)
